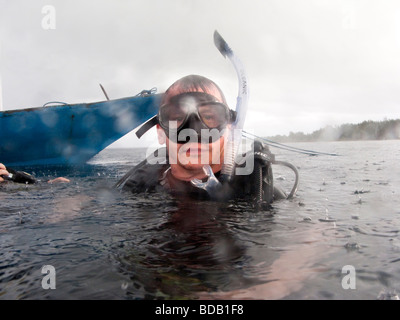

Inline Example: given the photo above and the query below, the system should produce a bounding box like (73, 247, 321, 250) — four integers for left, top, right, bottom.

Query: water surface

(0, 140, 399, 299)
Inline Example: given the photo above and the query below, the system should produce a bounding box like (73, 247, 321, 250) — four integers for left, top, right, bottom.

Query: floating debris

(354, 190, 370, 195)
(318, 218, 337, 223)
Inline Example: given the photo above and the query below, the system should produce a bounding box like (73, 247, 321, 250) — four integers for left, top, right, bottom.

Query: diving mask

(158, 92, 235, 143)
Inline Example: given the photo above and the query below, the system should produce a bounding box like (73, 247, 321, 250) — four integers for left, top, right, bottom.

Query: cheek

(209, 136, 225, 155)
(166, 138, 179, 161)
(166, 138, 178, 151)
(217, 136, 225, 149)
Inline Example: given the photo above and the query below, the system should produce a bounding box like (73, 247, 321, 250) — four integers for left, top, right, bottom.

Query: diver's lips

(186, 148, 206, 156)
(180, 145, 209, 156)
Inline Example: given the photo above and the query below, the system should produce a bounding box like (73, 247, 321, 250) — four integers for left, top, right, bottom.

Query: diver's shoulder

(120, 160, 169, 193)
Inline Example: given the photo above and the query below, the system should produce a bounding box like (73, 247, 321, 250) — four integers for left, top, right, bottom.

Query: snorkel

(213, 31, 249, 182)
(191, 31, 249, 193)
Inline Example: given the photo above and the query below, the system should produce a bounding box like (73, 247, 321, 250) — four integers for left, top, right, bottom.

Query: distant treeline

(267, 119, 400, 142)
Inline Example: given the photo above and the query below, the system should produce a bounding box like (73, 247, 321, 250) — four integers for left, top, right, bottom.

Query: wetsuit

(117, 141, 287, 204)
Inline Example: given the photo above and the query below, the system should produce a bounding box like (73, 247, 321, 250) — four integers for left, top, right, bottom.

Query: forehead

(167, 92, 220, 106)
(162, 86, 224, 105)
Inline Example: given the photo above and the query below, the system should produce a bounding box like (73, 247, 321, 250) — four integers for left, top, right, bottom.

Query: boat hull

(0, 95, 160, 166)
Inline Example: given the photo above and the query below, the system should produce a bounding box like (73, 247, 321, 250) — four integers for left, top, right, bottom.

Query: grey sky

(1, 0, 400, 147)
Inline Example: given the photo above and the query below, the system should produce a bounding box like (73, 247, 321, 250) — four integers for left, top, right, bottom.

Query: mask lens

(159, 104, 187, 129)
(198, 103, 229, 129)
(159, 93, 230, 131)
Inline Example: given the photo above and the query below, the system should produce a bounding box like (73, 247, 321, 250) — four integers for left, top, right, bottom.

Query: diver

(0, 163, 70, 184)
(115, 75, 298, 207)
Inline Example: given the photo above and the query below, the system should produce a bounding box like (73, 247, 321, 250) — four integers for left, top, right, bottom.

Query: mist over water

(0, 140, 399, 299)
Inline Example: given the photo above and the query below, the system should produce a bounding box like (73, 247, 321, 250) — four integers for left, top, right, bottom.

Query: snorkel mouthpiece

(190, 165, 222, 195)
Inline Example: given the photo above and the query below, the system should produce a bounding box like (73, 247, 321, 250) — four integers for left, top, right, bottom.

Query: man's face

(157, 87, 230, 180)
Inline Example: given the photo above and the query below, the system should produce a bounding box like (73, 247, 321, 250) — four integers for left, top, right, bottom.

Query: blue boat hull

(0, 95, 160, 166)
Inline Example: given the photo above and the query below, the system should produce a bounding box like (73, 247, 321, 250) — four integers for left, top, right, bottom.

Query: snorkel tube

(213, 31, 249, 182)
(191, 31, 249, 194)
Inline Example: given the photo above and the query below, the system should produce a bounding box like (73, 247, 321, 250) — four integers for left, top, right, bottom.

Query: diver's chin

(181, 154, 207, 170)
(182, 162, 205, 172)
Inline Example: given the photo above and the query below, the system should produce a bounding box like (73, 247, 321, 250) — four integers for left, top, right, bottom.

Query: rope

(272, 160, 299, 199)
(242, 131, 339, 156)
(42, 101, 68, 107)
(135, 87, 157, 97)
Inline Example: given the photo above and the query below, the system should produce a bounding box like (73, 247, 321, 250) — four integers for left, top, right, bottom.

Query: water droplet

(344, 242, 361, 251)
(121, 281, 129, 290)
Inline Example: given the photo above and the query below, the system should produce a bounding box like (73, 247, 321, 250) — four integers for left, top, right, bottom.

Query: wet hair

(162, 75, 227, 105)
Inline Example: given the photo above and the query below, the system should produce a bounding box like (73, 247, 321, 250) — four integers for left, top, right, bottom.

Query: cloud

(1, 0, 400, 147)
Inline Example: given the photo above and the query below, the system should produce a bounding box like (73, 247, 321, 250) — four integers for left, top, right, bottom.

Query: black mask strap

(135, 116, 159, 139)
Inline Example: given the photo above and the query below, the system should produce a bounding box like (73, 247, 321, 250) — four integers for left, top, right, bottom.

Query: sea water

(0, 140, 399, 300)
